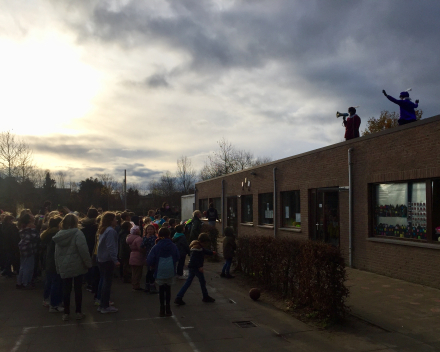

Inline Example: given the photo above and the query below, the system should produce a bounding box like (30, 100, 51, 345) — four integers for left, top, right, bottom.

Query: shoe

(174, 297, 186, 306)
(76, 313, 85, 320)
(100, 306, 118, 314)
(94, 299, 100, 306)
(86, 286, 92, 292)
(43, 300, 50, 307)
(49, 306, 64, 313)
(109, 301, 115, 306)
(225, 274, 235, 279)
(97, 307, 101, 312)
(160, 305, 165, 317)
(165, 305, 172, 317)
(62, 314, 69, 321)
(220, 272, 226, 278)
(202, 296, 215, 303)
(16, 284, 24, 289)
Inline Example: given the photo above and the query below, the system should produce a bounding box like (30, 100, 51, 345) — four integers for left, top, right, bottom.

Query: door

(227, 196, 238, 232)
(310, 188, 340, 247)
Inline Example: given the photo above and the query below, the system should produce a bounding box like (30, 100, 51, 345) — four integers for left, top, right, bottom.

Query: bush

(236, 236, 349, 321)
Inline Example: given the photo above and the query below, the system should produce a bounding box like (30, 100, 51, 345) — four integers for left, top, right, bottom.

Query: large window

(373, 182, 427, 240)
(241, 195, 253, 223)
(281, 190, 301, 228)
(199, 198, 209, 215)
(212, 197, 222, 220)
(259, 193, 274, 225)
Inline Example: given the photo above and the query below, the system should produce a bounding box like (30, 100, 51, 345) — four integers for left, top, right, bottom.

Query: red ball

(249, 288, 260, 301)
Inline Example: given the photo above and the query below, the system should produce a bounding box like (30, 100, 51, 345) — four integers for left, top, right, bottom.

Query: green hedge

(236, 236, 349, 321)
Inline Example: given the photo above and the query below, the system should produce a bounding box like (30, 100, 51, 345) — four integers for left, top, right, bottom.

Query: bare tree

(97, 173, 120, 209)
(200, 138, 272, 180)
(29, 168, 49, 188)
(56, 171, 66, 189)
(0, 131, 31, 178)
(176, 155, 197, 194)
(149, 171, 177, 196)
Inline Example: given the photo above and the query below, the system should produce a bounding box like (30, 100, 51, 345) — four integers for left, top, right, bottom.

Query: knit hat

(130, 225, 140, 235)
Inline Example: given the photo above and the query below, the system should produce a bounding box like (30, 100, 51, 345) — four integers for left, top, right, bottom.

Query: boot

(174, 297, 186, 305)
(165, 305, 172, 317)
(220, 272, 226, 278)
(225, 273, 235, 279)
(159, 305, 165, 317)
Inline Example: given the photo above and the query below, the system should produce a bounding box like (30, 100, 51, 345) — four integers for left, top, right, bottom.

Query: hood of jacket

(173, 232, 185, 240)
(189, 240, 203, 250)
(155, 238, 177, 256)
(53, 228, 79, 247)
(126, 233, 141, 247)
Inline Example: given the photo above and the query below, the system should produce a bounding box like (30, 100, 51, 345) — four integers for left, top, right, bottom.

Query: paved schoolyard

(1, 262, 439, 351)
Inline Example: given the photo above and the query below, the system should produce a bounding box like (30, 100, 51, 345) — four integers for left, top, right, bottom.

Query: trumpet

(336, 111, 349, 118)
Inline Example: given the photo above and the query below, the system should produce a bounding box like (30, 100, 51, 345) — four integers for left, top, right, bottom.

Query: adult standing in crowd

(53, 214, 92, 321)
(81, 207, 99, 290)
(16, 213, 39, 289)
(189, 210, 203, 242)
(1, 214, 20, 277)
(160, 202, 173, 218)
(97, 212, 120, 314)
(206, 203, 220, 228)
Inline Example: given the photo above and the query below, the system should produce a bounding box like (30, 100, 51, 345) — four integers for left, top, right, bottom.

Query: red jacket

(344, 114, 361, 140)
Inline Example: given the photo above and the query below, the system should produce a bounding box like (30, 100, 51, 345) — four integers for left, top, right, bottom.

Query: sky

(1, 0, 439, 187)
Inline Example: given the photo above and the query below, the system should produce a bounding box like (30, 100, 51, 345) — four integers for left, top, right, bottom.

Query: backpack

(156, 256, 175, 280)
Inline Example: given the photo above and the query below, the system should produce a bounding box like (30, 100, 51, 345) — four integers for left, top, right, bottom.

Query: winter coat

(18, 227, 39, 258)
(187, 240, 213, 269)
(172, 232, 190, 258)
(1, 222, 20, 259)
(80, 217, 99, 257)
(118, 229, 131, 260)
(206, 208, 219, 222)
(146, 238, 179, 279)
(189, 216, 202, 242)
(97, 226, 118, 264)
(40, 227, 59, 273)
(222, 234, 237, 260)
(126, 233, 145, 266)
(53, 228, 92, 279)
(343, 114, 361, 140)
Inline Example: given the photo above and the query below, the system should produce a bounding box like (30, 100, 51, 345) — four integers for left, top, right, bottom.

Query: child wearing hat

(382, 89, 419, 125)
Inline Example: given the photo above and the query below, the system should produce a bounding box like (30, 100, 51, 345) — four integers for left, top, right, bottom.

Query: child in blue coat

(382, 89, 419, 125)
(146, 227, 179, 317)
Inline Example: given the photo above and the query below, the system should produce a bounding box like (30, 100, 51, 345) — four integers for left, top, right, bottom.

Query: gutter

(348, 148, 353, 268)
(273, 167, 277, 238)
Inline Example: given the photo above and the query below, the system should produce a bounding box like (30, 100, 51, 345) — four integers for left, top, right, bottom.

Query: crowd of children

(0, 203, 237, 320)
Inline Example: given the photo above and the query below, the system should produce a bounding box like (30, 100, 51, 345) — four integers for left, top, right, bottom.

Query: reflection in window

(373, 182, 427, 240)
(199, 199, 208, 215)
(241, 195, 253, 223)
(281, 191, 301, 227)
(259, 193, 273, 225)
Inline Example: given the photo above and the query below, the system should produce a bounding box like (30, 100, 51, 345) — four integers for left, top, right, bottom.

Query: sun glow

(0, 33, 101, 136)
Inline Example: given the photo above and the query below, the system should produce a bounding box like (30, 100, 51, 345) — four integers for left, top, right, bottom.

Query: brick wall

(196, 115, 440, 288)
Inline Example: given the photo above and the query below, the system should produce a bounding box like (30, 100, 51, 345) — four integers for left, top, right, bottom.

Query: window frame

(370, 179, 435, 243)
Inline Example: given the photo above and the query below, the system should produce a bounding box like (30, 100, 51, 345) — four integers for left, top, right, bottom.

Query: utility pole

(124, 169, 127, 210)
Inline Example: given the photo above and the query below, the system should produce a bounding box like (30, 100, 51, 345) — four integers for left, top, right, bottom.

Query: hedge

(236, 235, 349, 321)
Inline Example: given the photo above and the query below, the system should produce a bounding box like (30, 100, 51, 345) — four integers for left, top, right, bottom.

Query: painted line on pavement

(10, 326, 37, 352)
(172, 315, 200, 352)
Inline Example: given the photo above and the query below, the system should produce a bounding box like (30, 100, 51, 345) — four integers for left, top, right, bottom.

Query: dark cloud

(145, 73, 170, 88)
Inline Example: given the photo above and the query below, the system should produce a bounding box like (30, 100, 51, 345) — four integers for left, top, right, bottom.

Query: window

(241, 195, 253, 223)
(259, 193, 273, 225)
(281, 191, 301, 227)
(433, 179, 440, 241)
(373, 182, 427, 240)
(212, 197, 222, 220)
(199, 198, 209, 214)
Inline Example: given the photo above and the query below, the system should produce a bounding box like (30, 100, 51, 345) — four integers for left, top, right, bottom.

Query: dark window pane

(259, 193, 273, 225)
(281, 191, 301, 227)
(241, 195, 253, 223)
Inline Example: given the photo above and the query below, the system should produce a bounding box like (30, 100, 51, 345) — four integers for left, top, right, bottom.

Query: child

(126, 226, 145, 291)
(146, 227, 179, 317)
(174, 233, 216, 305)
(220, 226, 236, 279)
(141, 224, 158, 293)
(172, 224, 190, 279)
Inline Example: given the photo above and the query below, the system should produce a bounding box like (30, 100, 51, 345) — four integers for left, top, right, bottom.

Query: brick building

(195, 114, 440, 288)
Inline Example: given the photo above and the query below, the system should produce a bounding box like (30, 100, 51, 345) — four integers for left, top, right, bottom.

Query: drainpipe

(348, 148, 353, 268)
(221, 179, 225, 235)
(273, 167, 277, 238)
